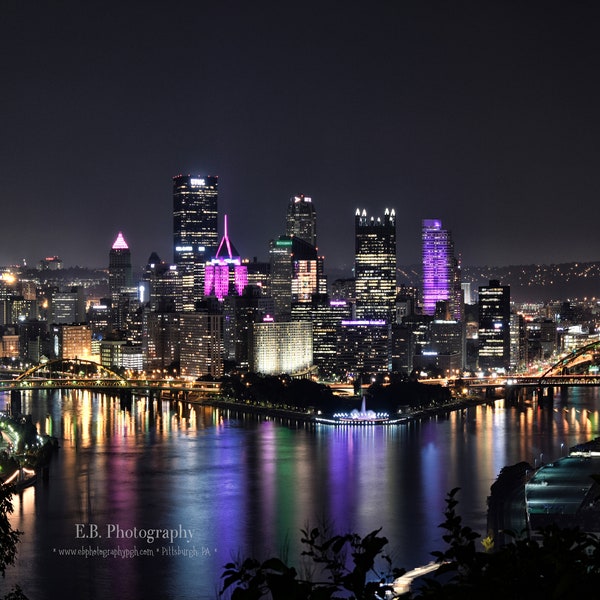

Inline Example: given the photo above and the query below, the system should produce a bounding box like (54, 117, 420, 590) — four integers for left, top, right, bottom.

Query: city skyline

(3, 2, 600, 269)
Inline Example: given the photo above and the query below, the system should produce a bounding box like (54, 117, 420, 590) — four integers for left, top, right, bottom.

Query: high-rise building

(56, 324, 92, 359)
(291, 295, 352, 380)
(478, 279, 511, 372)
(1, 330, 19, 359)
(422, 219, 462, 320)
(108, 232, 133, 298)
(510, 312, 526, 371)
(180, 310, 223, 378)
(251, 320, 313, 375)
(337, 319, 391, 377)
(222, 285, 273, 368)
(204, 215, 248, 302)
(39, 256, 63, 270)
(143, 312, 180, 371)
(286, 195, 317, 247)
(173, 174, 218, 311)
(354, 208, 396, 320)
(269, 235, 319, 321)
(50, 287, 86, 324)
(141, 252, 182, 313)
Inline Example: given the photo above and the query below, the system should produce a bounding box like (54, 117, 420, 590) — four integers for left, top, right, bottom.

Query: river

(2, 387, 599, 599)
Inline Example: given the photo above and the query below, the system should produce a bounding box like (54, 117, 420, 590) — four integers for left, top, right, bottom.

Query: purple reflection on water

(3, 390, 600, 599)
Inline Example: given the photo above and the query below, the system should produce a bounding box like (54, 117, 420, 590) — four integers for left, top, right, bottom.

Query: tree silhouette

(220, 487, 600, 600)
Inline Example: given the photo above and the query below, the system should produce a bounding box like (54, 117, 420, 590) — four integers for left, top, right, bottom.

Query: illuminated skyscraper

(478, 279, 510, 372)
(108, 232, 133, 298)
(421, 219, 462, 320)
(173, 174, 218, 310)
(286, 195, 317, 247)
(204, 215, 248, 301)
(269, 235, 319, 321)
(354, 208, 396, 320)
(180, 311, 223, 378)
(338, 320, 391, 376)
(251, 320, 313, 375)
(141, 252, 181, 312)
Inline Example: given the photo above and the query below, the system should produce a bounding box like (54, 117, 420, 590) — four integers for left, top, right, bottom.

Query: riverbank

(188, 394, 496, 425)
(1, 411, 59, 489)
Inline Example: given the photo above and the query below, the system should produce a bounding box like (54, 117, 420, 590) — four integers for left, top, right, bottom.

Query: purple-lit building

(421, 219, 462, 320)
(204, 215, 248, 302)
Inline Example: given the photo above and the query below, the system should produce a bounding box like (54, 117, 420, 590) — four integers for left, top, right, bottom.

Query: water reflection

(2, 389, 599, 599)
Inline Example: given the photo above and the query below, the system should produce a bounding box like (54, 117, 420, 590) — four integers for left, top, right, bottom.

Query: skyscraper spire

(112, 231, 129, 250)
(108, 231, 132, 298)
(204, 215, 247, 301)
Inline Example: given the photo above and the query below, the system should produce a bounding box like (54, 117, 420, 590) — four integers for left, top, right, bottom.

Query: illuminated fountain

(349, 395, 378, 420)
(316, 395, 403, 425)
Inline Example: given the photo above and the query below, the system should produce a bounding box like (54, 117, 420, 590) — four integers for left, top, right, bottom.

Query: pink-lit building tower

(204, 215, 248, 301)
(108, 231, 133, 298)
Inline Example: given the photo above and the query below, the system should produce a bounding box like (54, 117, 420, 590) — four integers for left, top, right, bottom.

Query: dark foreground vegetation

(220, 488, 600, 600)
(0, 485, 27, 600)
(220, 374, 452, 416)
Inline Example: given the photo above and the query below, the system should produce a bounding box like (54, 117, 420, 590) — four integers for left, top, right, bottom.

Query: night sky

(2, 1, 600, 271)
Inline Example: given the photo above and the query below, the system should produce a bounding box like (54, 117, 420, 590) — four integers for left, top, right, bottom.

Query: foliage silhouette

(220, 524, 403, 599)
(0, 484, 28, 599)
(221, 487, 600, 600)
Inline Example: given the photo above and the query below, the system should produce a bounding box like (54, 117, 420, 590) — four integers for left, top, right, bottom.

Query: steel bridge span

(0, 358, 221, 404)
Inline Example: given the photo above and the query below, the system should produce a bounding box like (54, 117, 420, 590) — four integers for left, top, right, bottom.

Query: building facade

(204, 215, 248, 302)
(354, 208, 396, 320)
(286, 195, 317, 247)
(422, 219, 462, 320)
(180, 311, 224, 378)
(478, 279, 511, 372)
(108, 232, 133, 298)
(173, 174, 218, 310)
(337, 319, 391, 377)
(251, 320, 313, 375)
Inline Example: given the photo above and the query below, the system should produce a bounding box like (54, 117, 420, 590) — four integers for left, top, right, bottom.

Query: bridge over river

(441, 340, 600, 406)
(4, 341, 600, 411)
(0, 358, 221, 411)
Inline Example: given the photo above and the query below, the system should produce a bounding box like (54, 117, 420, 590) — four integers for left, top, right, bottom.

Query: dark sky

(2, 1, 600, 271)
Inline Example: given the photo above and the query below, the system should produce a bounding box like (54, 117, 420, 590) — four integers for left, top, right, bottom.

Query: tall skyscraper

(286, 195, 317, 247)
(108, 232, 133, 298)
(354, 208, 396, 320)
(421, 219, 462, 320)
(141, 252, 181, 312)
(204, 215, 248, 301)
(269, 235, 319, 321)
(478, 279, 511, 372)
(173, 174, 218, 310)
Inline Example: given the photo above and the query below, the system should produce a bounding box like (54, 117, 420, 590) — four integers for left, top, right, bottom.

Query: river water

(2, 387, 600, 599)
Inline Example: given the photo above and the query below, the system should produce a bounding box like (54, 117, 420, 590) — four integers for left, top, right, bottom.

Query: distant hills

(397, 262, 600, 303)
(20, 261, 600, 304)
